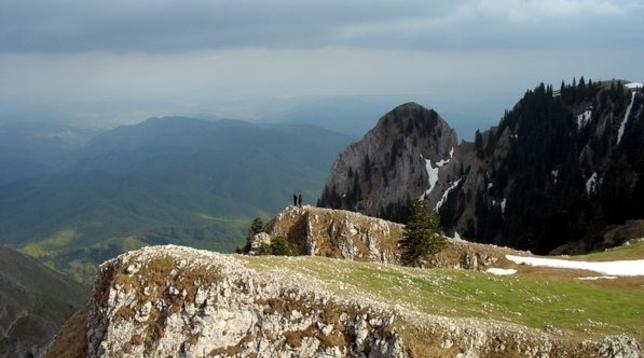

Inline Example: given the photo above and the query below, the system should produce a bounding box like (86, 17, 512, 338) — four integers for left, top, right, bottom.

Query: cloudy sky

(1, 0, 643, 132)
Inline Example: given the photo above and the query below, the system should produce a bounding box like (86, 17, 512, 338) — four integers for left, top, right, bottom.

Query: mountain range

(320, 79, 644, 254)
(0, 117, 351, 282)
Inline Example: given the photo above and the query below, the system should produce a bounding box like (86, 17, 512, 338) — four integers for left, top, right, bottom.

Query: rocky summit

(320, 81, 644, 255)
(319, 102, 458, 222)
(46, 244, 643, 357)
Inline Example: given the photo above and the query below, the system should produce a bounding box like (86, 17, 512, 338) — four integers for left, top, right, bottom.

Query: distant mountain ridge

(320, 79, 644, 254)
(0, 117, 351, 282)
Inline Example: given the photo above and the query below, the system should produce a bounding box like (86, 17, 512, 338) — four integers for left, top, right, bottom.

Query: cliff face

(319, 81, 644, 254)
(318, 102, 458, 222)
(48, 245, 643, 357)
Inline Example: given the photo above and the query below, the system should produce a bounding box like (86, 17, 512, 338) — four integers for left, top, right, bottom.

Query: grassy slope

(241, 245, 644, 340)
(570, 241, 644, 261)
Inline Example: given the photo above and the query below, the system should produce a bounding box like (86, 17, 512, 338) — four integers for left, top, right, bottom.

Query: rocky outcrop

(320, 81, 644, 254)
(48, 245, 407, 357)
(248, 205, 523, 271)
(48, 245, 643, 357)
(251, 205, 402, 264)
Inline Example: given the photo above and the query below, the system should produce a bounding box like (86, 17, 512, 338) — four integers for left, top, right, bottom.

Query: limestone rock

(47, 245, 644, 358)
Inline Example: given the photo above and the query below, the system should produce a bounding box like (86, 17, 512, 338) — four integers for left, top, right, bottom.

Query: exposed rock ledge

(48, 245, 643, 357)
(250, 205, 523, 271)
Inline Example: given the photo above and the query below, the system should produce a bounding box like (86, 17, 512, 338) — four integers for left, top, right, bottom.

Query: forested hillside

(320, 79, 644, 254)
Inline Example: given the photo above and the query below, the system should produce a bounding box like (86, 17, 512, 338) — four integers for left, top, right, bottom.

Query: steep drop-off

(0, 246, 88, 358)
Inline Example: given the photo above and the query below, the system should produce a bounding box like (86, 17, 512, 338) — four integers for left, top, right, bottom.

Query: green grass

(20, 228, 77, 258)
(571, 241, 644, 261)
(16, 216, 249, 284)
(242, 256, 644, 340)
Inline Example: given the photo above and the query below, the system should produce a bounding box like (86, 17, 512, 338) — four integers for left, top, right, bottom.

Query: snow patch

(585, 172, 598, 195)
(449, 146, 454, 158)
(500, 198, 507, 214)
(421, 155, 440, 196)
(435, 159, 449, 167)
(576, 276, 618, 281)
(576, 108, 592, 129)
(551, 170, 559, 184)
(506, 255, 644, 276)
(421, 152, 452, 196)
(625, 82, 643, 90)
(434, 178, 462, 211)
(617, 91, 637, 145)
(486, 268, 517, 276)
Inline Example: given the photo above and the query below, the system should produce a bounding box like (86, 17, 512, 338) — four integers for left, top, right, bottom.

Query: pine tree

(474, 129, 484, 158)
(249, 217, 263, 236)
(238, 217, 264, 253)
(399, 199, 446, 266)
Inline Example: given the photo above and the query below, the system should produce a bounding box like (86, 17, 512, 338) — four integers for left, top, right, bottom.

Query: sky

(1, 0, 643, 135)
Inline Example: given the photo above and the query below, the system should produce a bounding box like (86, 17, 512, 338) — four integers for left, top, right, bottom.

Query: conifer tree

(399, 199, 446, 266)
(238, 217, 264, 253)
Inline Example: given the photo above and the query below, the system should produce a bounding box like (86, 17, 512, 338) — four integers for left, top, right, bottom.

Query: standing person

(292, 192, 298, 207)
(298, 192, 303, 207)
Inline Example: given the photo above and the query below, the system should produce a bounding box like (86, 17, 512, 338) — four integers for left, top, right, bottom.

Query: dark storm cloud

(1, 0, 643, 53)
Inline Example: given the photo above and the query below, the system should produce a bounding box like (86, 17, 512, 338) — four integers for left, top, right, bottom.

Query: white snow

(434, 178, 462, 211)
(506, 255, 644, 276)
(576, 276, 618, 281)
(585, 172, 598, 195)
(486, 268, 517, 276)
(625, 82, 643, 89)
(421, 152, 452, 196)
(422, 155, 440, 196)
(500, 198, 507, 214)
(616, 91, 637, 145)
(551, 170, 559, 184)
(487, 183, 493, 190)
(576, 109, 592, 128)
(449, 146, 455, 158)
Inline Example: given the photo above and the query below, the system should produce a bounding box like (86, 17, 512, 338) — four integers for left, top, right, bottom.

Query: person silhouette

(292, 192, 298, 207)
(298, 192, 302, 207)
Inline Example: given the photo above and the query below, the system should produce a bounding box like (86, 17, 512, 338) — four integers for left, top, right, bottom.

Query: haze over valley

(1, 1, 644, 357)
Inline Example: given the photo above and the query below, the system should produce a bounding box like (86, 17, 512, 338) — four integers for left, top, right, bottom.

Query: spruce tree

(399, 199, 446, 266)
(238, 217, 264, 253)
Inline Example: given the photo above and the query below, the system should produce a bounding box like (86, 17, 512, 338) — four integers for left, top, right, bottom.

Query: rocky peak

(318, 102, 458, 221)
(320, 81, 644, 254)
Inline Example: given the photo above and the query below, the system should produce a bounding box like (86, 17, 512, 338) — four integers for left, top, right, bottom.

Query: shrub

(258, 236, 298, 256)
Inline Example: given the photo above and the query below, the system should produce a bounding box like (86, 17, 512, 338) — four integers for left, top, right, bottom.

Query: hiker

(298, 192, 302, 207)
(292, 192, 298, 207)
